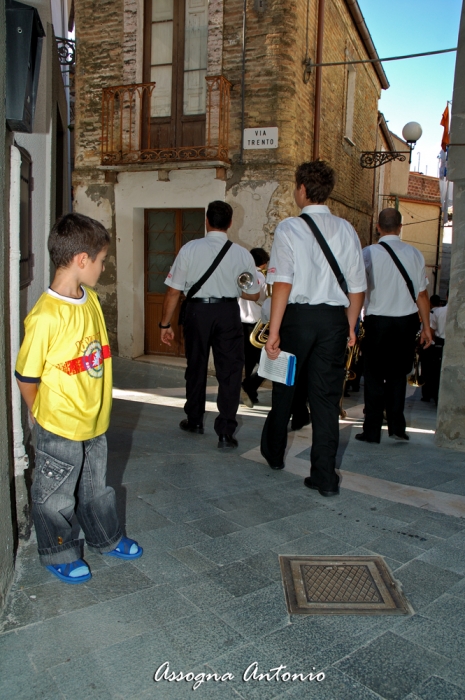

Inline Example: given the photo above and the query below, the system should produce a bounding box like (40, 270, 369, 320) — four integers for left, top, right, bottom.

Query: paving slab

(1, 357, 465, 699)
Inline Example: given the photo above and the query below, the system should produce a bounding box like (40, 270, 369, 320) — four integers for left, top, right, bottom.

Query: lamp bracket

(360, 151, 411, 169)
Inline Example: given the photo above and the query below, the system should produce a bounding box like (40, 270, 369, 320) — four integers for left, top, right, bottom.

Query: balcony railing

(101, 76, 231, 166)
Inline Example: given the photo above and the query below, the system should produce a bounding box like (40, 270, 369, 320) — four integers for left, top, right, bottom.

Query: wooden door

(145, 208, 205, 355)
(144, 0, 208, 150)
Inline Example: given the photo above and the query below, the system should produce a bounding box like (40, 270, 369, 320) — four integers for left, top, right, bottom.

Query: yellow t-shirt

(15, 286, 112, 441)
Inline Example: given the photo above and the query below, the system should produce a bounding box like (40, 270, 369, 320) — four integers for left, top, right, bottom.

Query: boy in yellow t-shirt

(16, 213, 142, 584)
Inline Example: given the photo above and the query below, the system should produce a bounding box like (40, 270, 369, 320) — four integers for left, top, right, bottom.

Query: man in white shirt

(357, 208, 432, 443)
(239, 248, 269, 407)
(261, 161, 366, 497)
(160, 201, 260, 449)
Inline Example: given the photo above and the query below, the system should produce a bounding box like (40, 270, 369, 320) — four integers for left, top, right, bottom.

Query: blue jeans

(32, 424, 122, 565)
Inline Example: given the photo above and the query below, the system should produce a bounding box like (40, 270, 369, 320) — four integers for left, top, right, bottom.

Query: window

(144, 0, 208, 148)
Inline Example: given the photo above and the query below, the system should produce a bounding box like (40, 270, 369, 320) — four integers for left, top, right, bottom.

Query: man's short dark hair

(206, 201, 233, 230)
(430, 294, 441, 307)
(250, 247, 269, 267)
(48, 213, 111, 269)
(378, 208, 402, 233)
(295, 161, 336, 203)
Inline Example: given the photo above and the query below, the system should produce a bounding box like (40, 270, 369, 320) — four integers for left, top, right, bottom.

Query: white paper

(258, 348, 296, 385)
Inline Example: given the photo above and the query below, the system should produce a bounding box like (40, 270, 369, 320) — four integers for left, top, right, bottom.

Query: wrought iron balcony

(101, 76, 231, 166)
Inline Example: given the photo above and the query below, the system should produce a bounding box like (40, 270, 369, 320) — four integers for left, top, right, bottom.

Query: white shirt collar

(377, 235, 401, 243)
(206, 230, 228, 240)
(301, 205, 331, 215)
(47, 286, 88, 305)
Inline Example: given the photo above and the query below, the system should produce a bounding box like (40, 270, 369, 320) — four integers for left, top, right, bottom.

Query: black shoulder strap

(299, 213, 348, 295)
(186, 239, 233, 301)
(378, 241, 416, 303)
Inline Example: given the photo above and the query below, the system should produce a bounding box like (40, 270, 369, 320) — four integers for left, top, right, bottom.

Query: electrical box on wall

(6, 0, 45, 133)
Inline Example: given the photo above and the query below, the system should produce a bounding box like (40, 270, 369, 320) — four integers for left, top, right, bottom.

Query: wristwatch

(158, 322, 171, 329)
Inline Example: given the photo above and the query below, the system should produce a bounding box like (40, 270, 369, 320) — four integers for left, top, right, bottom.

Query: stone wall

(73, 0, 385, 345)
(73, 0, 124, 349)
(222, 0, 383, 248)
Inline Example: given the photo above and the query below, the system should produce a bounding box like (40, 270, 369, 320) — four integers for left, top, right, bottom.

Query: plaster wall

(398, 201, 441, 296)
(389, 133, 410, 196)
(226, 180, 279, 250)
(114, 168, 226, 358)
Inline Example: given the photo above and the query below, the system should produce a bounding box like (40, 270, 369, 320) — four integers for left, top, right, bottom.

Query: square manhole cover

(280, 555, 412, 615)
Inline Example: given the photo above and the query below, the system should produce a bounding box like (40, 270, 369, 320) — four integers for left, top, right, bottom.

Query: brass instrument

(249, 320, 270, 348)
(249, 274, 271, 348)
(339, 322, 365, 419)
(237, 271, 254, 290)
(408, 332, 425, 387)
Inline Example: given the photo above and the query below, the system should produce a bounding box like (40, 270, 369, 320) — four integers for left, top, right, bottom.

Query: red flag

(440, 104, 450, 151)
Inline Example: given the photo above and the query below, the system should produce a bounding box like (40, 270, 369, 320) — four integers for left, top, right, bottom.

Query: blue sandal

(46, 559, 91, 584)
(104, 536, 143, 560)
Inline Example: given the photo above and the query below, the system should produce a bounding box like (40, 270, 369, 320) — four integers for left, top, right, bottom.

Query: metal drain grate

(280, 555, 412, 615)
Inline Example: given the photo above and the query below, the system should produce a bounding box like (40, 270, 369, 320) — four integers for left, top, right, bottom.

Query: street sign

(243, 127, 278, 149)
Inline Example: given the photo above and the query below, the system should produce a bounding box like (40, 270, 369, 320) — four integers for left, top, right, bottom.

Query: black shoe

(180, 419, 204, 434)
(290, 415, 311, 431)
(304, 477, 339, 497)
(389, 432, 409, 441)
(260, 448, 285, 470)
(355, 432, 380, 444)
(217, 434, 238, 449)
(241, 382, 258, 407)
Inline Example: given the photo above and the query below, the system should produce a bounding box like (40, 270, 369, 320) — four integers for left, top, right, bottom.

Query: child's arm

(16, 379, 38, 422)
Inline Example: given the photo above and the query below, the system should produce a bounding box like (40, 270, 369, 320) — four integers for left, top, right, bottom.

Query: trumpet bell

(237, 271, 254, 291)
(408, 374, 425, 387)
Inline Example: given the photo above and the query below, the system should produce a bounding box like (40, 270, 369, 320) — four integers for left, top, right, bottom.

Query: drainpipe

(239, 0, 247, 163)
(369, 114, 382, 244)
(312, 0, 325, 161)
(9, 146, 29, 477)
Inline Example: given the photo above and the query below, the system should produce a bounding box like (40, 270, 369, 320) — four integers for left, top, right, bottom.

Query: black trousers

(420, 341, 444, 403)
(363, 313, 420, 440)
(261, 304, 348, 491)
(183, 301, 244, 435)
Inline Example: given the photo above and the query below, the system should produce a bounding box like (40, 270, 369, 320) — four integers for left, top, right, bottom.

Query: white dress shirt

(363, 235, 428, 317)
(165, 231, 260, 298)
(266, 205, 366, 307)
(239, 269, 267, 323)
(431, 304, 448, 339)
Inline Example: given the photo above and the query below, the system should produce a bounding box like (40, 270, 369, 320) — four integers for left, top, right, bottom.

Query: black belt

(189, 297, 237, 304)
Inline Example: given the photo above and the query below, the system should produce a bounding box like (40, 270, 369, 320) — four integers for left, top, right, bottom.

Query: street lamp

(360, 121, 422, 169)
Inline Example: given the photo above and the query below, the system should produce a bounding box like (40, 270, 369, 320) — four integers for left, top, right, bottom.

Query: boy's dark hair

(250, 247, 270, 267)
(206, 200, 233, 230)
(48, 213, 111, 268)
(378, 208, 402, 233)
(430, 294, 441, 307)
(295, 161, 336, 203)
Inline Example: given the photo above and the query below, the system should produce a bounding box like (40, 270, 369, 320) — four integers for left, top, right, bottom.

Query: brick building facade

(73, 0, 389, 358)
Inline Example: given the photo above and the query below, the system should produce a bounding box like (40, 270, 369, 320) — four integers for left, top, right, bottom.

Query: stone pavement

(1, 357, 465, 700)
